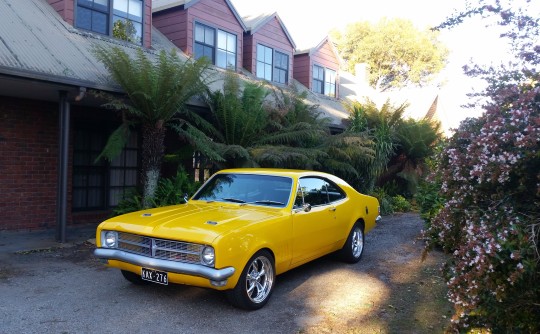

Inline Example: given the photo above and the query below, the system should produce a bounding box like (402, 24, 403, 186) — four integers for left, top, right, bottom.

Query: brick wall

(0, 97, 113, 231)
(0, 98, 60, 230)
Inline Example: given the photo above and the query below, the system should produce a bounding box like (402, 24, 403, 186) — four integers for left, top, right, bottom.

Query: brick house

(0, 0, 356, 237)
(0, 0, 182, 237)
(293, 36, 341, 99)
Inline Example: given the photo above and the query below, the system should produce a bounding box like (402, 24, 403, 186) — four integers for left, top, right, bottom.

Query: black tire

(121, 270, 149, 285)
(339, 223, 365, 263)
(226, 250, 275, 310)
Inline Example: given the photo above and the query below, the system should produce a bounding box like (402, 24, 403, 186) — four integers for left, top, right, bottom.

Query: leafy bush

(113, 168, 199, 216)
(370, 187, 394, 215)
(390, 195, 412, 212)
(423, 79, 540, 331)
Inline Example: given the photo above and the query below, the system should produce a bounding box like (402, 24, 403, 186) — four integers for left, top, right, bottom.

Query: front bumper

(94, 248, 235, 283)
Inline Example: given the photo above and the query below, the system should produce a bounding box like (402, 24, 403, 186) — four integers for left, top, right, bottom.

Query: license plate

(141, 268, 168, 285)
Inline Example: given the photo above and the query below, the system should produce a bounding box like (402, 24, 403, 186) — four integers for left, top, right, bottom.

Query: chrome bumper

(94, 248, 235, 282)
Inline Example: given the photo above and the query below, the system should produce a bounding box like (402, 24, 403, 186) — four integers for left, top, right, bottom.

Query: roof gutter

(0, 65, 123, 93)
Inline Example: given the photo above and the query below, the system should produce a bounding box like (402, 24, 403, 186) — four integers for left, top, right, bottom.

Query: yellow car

(94, 168, 381, 309)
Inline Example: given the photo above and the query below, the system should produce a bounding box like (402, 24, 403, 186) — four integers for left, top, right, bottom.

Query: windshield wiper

(240, 200, 285, 206)
(221, 197, 246, 203)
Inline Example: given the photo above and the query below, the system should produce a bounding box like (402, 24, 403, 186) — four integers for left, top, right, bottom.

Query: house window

(194, 23, 237, 69)
(324, 68, 337, 97)
(256, 45, 289, 84)
(194, 23, 215, 63)
(256, 44, 273, 81)
(72, 128, 138, 211)
(273, 51, 289, 84)
(76, 0, 143, 45)
(313, 65, 324, 94)
(312, 65, 337, 97)
(217, 30, 236, 69)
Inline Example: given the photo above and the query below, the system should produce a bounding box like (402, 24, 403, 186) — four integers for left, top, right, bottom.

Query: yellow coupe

(94, 169, 381, 310)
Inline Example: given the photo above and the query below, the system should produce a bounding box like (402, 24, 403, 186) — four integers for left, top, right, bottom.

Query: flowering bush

(424, 79, 540, 331)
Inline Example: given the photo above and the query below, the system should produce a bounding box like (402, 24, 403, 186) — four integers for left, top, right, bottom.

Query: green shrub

(370, 187, 394, 215)
(390, 195, 412, 212)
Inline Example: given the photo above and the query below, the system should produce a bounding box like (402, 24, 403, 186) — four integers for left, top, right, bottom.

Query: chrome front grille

(117, 232, 203, 264)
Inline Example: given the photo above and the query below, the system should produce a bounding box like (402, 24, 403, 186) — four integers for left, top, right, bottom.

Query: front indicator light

(201, 246, 215, 266)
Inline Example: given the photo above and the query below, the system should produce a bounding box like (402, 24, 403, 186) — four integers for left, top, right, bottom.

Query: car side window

(298, 177, 329, 207)
(326, 181, 346, 203)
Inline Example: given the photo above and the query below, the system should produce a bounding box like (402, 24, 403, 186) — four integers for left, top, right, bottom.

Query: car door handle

(329, 207, 336, 212)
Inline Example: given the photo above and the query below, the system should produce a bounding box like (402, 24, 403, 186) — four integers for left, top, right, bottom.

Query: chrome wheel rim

(245, 255, 274, 304)
(352, 227, 364, 258)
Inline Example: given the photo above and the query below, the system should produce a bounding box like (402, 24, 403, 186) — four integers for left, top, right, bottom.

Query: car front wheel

(340, 223, 364, 263)
(226, 250, 275, 310)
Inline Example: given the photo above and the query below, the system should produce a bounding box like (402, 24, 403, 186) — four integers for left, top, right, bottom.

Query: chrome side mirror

(303, 203, 311, 212)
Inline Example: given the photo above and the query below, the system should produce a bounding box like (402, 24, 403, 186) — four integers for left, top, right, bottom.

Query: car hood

(99, 201, 286, 244)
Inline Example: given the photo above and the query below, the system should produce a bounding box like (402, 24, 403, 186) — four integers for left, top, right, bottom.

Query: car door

(291, 177, 341, 265)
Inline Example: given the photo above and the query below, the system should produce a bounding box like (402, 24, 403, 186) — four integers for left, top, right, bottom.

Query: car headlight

(103, 231, 118, 248)
(201, 246, 215, 266)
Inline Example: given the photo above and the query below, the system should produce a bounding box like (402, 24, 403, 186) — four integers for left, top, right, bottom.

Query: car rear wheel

(226, 250, 275, 310)
(340, 223, 364, 263)
(121, 270, 149, 285)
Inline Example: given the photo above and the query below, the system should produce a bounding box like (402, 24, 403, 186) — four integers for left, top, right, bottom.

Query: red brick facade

(0, 98, 59, 230)
(0, 97, 114, 231)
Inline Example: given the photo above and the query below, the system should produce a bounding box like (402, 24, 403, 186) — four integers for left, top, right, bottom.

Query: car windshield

(192, 173, 293, 208)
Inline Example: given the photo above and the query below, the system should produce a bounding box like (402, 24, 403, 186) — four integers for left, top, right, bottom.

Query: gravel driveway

(0, 213, 451, 333)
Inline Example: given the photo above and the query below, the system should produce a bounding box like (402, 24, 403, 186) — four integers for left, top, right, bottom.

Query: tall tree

(93, 46, 220, 207)
(332, 18, 449, 92)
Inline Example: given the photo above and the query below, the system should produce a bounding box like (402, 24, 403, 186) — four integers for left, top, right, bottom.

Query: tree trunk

(141, 121, 166, 208)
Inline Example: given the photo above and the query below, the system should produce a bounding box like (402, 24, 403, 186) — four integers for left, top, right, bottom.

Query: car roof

(216, 168, 347, 183)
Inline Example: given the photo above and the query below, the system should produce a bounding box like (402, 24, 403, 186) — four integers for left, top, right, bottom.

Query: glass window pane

(227, 34, 236, 51)
(110, 169, 124, 186)
(195, 24, 204, 42)
(256, 62, 264, 78)
(76, 7, 92, 30)
(227, 53, 235, 68)
(204, 46, 213, 61)
(264, 64, 272, 80)
(194, 43, 203, 59)
(205, 27, 214, 45)
(73, 189, 87, 208)
(109, 189, 123, 206)
(125, 150, 137, 166)
(92, 11, 108, 34)
(94, 0, 109, 11)
(265, 47, 272, 63)
(217, 30, 226, 50)
(128, 0, 142, 21)
(216, 50, 226, 68)
(125, 170, 137, 185)
(257, 44, 264, 61)
(88, 189, 102, 207)
(78, 0, 93, 7)
(113, 0, 128, 15)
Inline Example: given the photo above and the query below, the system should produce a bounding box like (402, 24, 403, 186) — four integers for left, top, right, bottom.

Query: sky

(230, 0, 516, 134)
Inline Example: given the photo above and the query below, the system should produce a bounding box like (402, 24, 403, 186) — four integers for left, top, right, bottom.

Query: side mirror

(303, 203, 311, 212)
(183, 193, 189, 203)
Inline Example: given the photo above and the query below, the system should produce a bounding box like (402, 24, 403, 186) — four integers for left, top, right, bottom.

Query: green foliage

(332, 18, 449, 91)
(113, 167, 199, 216)
(112, 19, 138, 44)
(93, 45, 219, 207)
(391, 195, 412, 212)
(370, 187, 394, 215)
